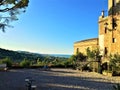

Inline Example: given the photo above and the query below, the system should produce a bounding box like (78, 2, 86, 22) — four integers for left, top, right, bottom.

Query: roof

(74, 38, 98, 44)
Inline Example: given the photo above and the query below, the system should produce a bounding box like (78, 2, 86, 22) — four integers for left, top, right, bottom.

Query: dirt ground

(0, 68, 120, 90)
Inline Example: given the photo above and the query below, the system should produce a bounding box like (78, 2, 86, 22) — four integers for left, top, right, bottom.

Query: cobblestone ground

(0, 68, 120, 90)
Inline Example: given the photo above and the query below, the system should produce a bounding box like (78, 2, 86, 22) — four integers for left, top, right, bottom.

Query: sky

(0, 0, 108, 55)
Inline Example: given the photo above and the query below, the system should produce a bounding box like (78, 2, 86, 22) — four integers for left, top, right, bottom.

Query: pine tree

(0, 0, 29, 32)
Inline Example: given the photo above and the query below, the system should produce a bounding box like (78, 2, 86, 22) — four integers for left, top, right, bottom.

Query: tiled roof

(74, 38, 98, 44)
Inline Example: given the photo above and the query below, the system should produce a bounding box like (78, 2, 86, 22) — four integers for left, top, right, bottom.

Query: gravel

(0, 68, 120, 90)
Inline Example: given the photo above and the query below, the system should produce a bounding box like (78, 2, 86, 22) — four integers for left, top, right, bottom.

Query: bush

(112, 71, 120, 76)
(1, 57, 13, 67)
(20, 59, 31, 68)
(109, 54, 120, 72)
(113, 83, 120, 90)
(81, 65, 92, 72)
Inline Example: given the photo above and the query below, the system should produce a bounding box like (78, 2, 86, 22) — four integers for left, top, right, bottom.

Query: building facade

(74, 38, 98, 55)
(74, 0, 120, 58)
(99, 0, 120, 56)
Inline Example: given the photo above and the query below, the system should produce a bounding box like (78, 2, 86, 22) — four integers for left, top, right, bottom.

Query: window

(112, 38, 116, 43)
(105, 27, 107, 33)
(76, 48, 79, 54)
(113, 0, 116, 7)
(112, 18, 116, 29)
(104, 47, 108, 56)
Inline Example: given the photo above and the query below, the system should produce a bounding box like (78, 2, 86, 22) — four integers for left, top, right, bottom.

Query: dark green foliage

(20, 58, 30, 68)
(109, 53, 120, 72)
(43, 55, 52, 65)
(81, 65, 92, 72)
(113, 84, 120, 90)
(0, 57, 13, 67)
(76, 52, 86, 62)
(0, 48, 71, 68)
(68, 55, 77, 66)
(0, 0, 29, 32)
(76, 53, 86, 69)
(86, 47, 95, 59)
(0, 48, 44, 62)
(48, 57, 69, 67)
(86, 47, 101, 61)
(68, 53, 87, 69)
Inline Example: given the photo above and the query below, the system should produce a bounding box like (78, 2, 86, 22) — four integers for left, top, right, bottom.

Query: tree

(69, 53, 87, 70)
(109, 53, 120, 72)
(86, 47, 102, 73)
(1, 57, 13, 67)
(0, 0, 29, 32)
(86, 47, 101, 61)
(86, 47, 95, 60)
(76, 52, 86, 62)
(20, 58, 31, 68)
(43, 56, 52, 65)
(68, 55, 77, 65)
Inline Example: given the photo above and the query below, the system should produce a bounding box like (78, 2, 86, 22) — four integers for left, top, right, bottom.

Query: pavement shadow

(0, 69, 117, 90)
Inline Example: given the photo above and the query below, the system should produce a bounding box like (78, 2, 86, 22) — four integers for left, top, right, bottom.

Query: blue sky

(0, 0, 107, 55)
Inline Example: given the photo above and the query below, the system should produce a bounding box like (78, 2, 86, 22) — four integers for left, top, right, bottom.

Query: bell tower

(98, 0, 120, 57)
(108, 0, 120, 15)
(108, 0, 116, 11)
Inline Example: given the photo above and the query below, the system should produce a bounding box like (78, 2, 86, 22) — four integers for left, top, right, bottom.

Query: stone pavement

(0, 68, 120, 90)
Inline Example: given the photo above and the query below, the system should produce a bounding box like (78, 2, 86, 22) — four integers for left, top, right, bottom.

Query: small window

(112, 38, 116, 43)
(105, 27, 107, 33)
(113, 0, 116, 7)
(76, 48, 79, 54)
(112, 18, 116, 29)
(104, 47, 108, 56)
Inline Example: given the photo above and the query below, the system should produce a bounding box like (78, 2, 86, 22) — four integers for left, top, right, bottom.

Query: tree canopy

(0, 0, 29, 32)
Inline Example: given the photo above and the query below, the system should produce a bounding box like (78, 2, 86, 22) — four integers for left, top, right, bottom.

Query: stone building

(99, 0, 120, 57)
(73, 0, 120, 74)
(74, 38, 98, 55)
(74, 0, 120, 58)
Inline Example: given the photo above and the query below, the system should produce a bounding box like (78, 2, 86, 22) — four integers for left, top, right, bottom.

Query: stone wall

(99, 13, 120, 56)
(74, 38, 98, 55)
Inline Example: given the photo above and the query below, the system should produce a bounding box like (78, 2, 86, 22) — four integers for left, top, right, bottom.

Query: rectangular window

(104, 47, 108, 56)
(105, 27, 107, 33)
(112, 18, 116, 29)
(113, 0, 116, 7)
(76, 48, 79, 54)
(112, 38, 116, 43)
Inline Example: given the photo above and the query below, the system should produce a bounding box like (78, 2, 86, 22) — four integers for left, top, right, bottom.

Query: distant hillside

(0, 48, 72, 68)
(0, 48, 44, 62)
(0, 48, 70, 62)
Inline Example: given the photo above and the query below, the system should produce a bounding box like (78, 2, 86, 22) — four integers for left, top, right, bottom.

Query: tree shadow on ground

(0, 69, 118, 90)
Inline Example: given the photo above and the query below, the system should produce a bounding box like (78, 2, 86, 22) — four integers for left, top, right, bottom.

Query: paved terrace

(0, 68, 120, 90)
